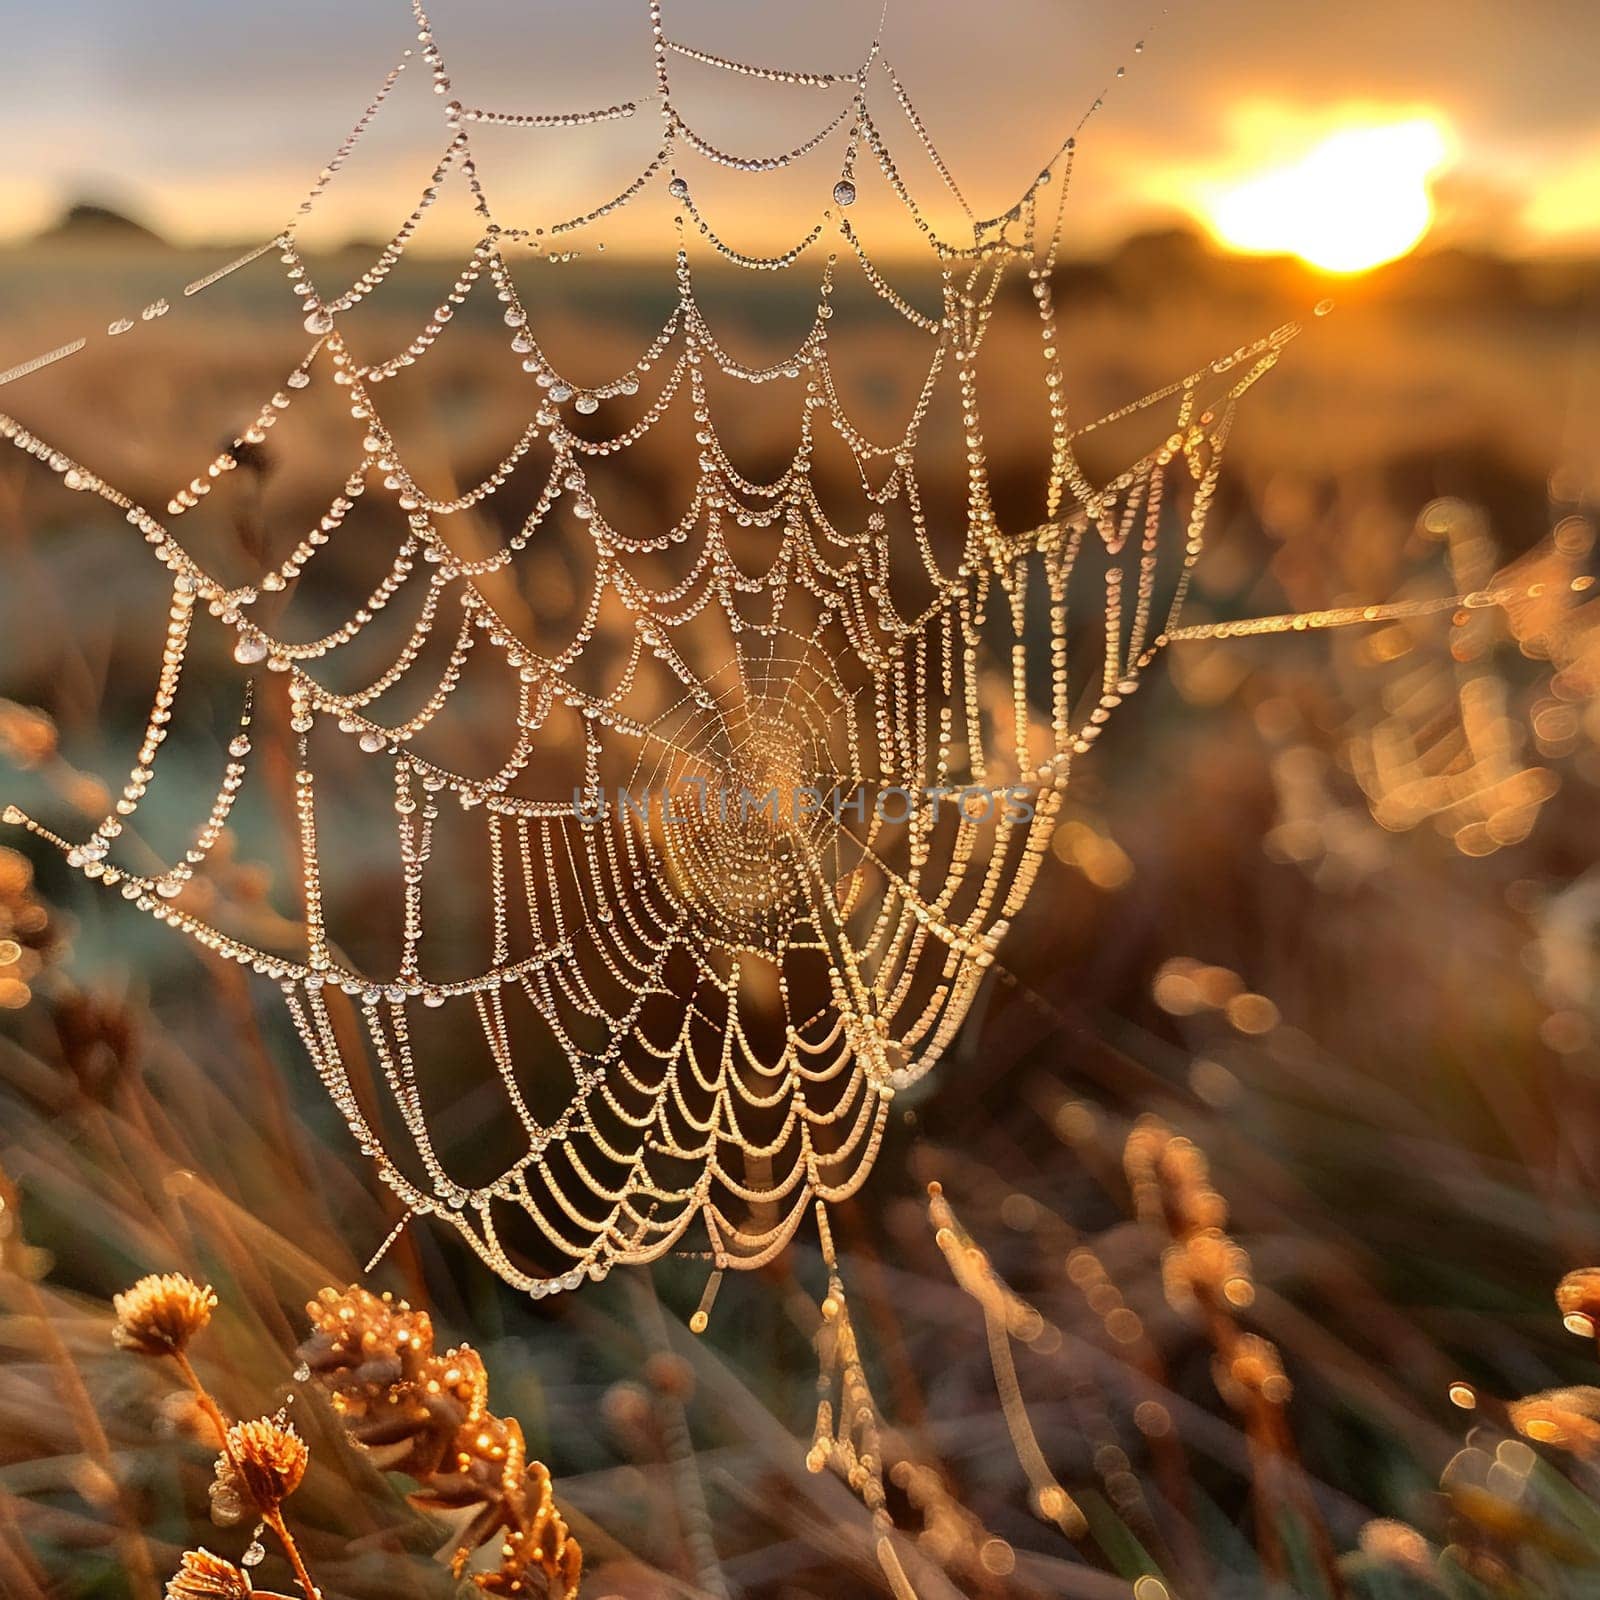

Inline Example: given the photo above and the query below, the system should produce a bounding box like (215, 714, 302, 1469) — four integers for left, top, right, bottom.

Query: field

(2, 222, 1599, 1598)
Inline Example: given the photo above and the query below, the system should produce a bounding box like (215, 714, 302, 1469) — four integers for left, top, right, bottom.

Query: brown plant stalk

(1124, 1117, 1345, 1598)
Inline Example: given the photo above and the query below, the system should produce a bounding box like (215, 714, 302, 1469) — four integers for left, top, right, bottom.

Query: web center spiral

(627, 645, 863, 955)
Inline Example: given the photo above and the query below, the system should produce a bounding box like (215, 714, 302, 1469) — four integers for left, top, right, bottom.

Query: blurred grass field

(2, 219, 1600, 1598)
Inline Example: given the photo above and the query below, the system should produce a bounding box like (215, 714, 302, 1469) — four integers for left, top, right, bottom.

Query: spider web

(2, 0, 1309, 1296)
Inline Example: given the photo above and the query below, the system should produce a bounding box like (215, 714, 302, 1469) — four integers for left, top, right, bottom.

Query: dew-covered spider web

(4, 0, 1585, 1301)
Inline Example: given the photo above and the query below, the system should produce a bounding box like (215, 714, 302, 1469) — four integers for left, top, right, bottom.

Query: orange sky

(2, 0, 1598, 264)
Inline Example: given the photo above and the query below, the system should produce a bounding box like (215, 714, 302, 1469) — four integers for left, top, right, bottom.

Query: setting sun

(1201, 117, 1452, 274)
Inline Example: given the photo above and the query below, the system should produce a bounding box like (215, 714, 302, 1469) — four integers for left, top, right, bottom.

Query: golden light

(1201, 117, 1451, 274)
(1521, 143, 1600, 247)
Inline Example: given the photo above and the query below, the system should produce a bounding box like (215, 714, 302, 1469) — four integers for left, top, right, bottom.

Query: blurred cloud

(1, 0, 1597, 258)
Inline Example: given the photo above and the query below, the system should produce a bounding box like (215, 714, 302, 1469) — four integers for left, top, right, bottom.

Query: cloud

(1, 0, 1595, 257)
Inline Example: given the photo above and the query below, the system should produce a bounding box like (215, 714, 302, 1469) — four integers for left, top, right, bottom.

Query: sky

(3, 0, 1599, 264)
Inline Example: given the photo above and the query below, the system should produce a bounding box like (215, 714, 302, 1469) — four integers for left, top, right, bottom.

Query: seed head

(165, 1548, 252, 1599)
(219, 1418, 309, 1509)
(474, 1461, 583, 1597)
(112, 1273, 217, 1356)
(1213, 1333, 1292, 1409)
(1356, 1519, 1434, 1578)
(1508, 1386, 1600, 1459)
(1556, 1268, 1600, 1337)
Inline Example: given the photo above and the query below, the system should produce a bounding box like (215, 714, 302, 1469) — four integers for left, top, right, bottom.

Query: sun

(1201, 117, 1451, 274)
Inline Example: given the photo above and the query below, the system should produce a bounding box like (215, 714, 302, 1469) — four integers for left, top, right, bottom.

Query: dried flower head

(1162, 1230, 1255, 1313)
(1124, 1118, 1230, 1237)
(1357, 1519, 1435, 1578)
(112, 1273, 217, 1356)
(0, 701, 57, 770)
(1213, 1333, 1292, 1410)
(1508, 1386, 1600, 1459)
(300, 1284, 578, 1590)
(166, 1548, 253, 1600)
(300, 1284, 440, 1452)
(642, 1351, 694, 1401)
(475, 1461, 582, 1598)
(220, 1418, 309, 1509)
(0, 843, 64, 1009)
(1555, 1268, 1600, 1337)
(53, 991, 138, 1097)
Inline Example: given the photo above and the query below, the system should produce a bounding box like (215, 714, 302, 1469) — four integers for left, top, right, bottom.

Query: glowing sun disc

(1204, 118, 1450, 274)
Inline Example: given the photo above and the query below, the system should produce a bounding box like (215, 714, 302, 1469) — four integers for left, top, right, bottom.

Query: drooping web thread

(5, 2, 1582, 1300)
